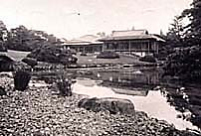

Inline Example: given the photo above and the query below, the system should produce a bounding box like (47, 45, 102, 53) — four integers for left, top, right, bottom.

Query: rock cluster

(0, 76, 199, 136)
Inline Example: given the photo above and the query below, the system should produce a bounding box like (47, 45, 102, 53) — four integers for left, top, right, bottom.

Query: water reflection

(72, 67, 200, 131)
(90, 67, 162, 90)
(33, 67, 201, 130)
(73, 77, 198, 131)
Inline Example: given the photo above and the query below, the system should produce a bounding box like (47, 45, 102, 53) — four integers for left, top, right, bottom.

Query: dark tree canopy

(166, 16, 184, 48)
(6, 25, 63, 51)
(164, 0, 201, 81)
(0, 21, 8, 51)
(180, 0, 201, 46)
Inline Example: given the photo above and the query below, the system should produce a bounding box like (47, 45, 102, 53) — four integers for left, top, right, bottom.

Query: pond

(34, 66, 201, 131)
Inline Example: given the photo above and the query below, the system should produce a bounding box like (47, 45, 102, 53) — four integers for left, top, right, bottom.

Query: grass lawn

(76, 53, 152, 65)
(7, 50, 30, 61)
(4, 50, 154, 66)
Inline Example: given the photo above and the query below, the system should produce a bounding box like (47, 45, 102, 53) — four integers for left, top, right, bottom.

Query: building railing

(104, 48, 155, 53)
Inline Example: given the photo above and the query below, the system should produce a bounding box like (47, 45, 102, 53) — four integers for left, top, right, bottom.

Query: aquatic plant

(56, 75, 72, 96)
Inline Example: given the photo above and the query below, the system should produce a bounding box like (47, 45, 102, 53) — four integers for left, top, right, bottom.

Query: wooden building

(64, 35, 103, 53)
(99, 30, 165, 56)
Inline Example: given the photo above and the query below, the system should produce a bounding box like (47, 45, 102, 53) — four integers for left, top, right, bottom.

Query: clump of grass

(14, 70, 31, 91)
(56, 75, 72, 96)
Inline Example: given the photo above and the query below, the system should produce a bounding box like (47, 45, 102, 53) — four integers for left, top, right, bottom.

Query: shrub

(14, 70, 31, 91)
(139, 55, 157, 63)
(56, 76, 72, 96)
(80, 52, 87, 56)
(27, 46, 77, 65)
(0, 42, 7, 52)
(163, 46, 201, 81)
(22, 57, 38, 68)
(0, 86, 6, 96)
(97, 51, 120, 59)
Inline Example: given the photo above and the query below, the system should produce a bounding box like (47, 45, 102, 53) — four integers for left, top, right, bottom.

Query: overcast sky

(0, 0, 192, 39)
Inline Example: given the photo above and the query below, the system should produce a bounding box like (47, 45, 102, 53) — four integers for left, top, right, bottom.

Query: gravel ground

(0, 75, 199, 136)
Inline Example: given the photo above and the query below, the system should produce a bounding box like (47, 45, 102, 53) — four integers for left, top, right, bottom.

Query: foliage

(0, 21, 8, 51)
(27, 45, 77, 65)
(164, 0, 201, 81)
(97, 51, 120, 59)
(0, 55, 14, 72)
(0, 86, 6, 96)
(6, 25, 63, 51)
(166, 16, 184, 48)
(14, 70, 31, 91)
(80, 52, 87, 56)
(56, 76, 72, 96)
(180, 0, 201, 46)
(22, 57, 38, 68)
(139, 55, 157, 63)
(164, 46, 201, 80)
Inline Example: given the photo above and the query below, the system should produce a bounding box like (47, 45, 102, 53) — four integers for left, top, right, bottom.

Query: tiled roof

(65, 35, 103, 46)
(111, 30, 148, 37)
(100, 30, 165, 42)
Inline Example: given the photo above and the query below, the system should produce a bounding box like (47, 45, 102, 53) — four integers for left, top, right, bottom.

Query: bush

(0, 55, 14, 72)
(139, 55, 157, 63)
(163, 46, 201, 81)
(22, 57, 38, 68)
(14, 70, 31, 91)
(56, 76, 72, 96)
(0, 86, 6, 96)
(0, 42, 7, 52)
(80, 52, 87, 56)
(27, 46, 77, 65)
(97, 51, 120, 59)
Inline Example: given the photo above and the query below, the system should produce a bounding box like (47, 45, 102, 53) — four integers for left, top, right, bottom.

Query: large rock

(78, 97, 135, 115)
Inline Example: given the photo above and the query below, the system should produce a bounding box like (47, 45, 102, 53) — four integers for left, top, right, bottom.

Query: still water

(34, 67, 200, 131)
(70, 67, 199, 131)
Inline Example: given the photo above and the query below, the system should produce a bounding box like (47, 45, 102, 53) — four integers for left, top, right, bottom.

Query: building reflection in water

(92, 67, 161, 96)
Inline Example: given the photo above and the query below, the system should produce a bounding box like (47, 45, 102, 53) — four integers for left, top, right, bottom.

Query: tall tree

(6, 25, 31, 51)
(166, 16, 184, 48)
(0, 21, 8, 51)
(181, 0, 201, 46)
(6, 25, 62, 51)
(164, 0, 201, 81)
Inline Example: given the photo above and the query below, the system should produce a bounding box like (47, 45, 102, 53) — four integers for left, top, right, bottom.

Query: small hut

(0, 55, 14, 72)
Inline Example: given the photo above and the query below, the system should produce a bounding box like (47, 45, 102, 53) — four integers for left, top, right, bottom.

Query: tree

(0, 21, 8, 51)
(0, 21, 7, 41)
(6, 25, 32, 51)
(181, 0, 201, 46)
(164, 0, 201, 81)
(166, 16, 184, 48)
(6, 25, 62, 51)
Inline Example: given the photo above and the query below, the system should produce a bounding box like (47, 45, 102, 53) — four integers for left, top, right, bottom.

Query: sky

(0, 0, 192, 39)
